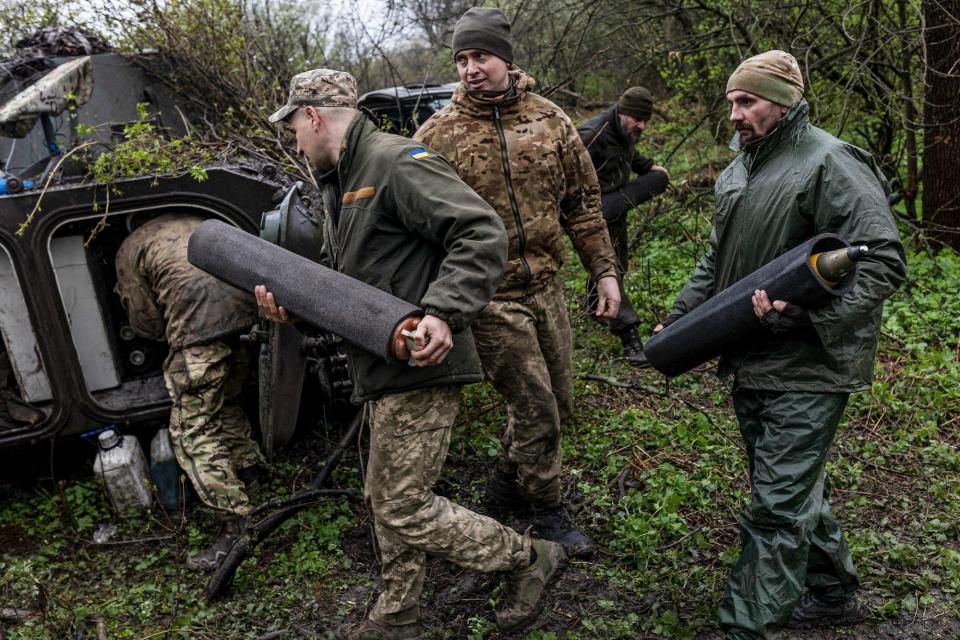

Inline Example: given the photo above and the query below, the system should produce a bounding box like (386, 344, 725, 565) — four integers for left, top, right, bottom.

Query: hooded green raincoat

(669, 100, 906, 392)
(667, 100, 906, 639)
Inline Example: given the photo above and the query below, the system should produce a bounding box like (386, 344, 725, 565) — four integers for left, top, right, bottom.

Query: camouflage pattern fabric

(414, 69, 618, 300)
(114, 213, 257, 350)
(583, 211, 641, 333)
(269, 68, 358, 123)
(472, 279, 573, 507)
(365, 385, 530, 625)
(163, 340, 263, 515)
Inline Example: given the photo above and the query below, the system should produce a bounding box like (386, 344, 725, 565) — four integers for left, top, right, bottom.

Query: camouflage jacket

(415, 71, 617, 299)
(114, 213, 257, 350)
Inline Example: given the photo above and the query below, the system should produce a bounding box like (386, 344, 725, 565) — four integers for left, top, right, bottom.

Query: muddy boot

(615, 327, 649, 368)
(185, 515, 242, 571)
(485, 463, 531, 513)
(334, 618, 424, 640)
(496, 537, 568, 633)
(532, 503, 596, 558)
(787, 591, 866, 629)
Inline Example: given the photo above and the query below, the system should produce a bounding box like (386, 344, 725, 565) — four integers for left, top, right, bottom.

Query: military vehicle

(0, 33, 350, 454)
(357, 82, 457, 134)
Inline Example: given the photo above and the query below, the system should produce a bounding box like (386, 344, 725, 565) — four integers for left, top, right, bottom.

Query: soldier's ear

(303, 106, 322, 131)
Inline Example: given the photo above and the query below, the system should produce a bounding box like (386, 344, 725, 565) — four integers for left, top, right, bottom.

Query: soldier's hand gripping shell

(254, 285, 290, 324)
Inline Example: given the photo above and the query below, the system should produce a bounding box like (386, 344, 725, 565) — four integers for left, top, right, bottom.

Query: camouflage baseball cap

(268, 68, 358, 123)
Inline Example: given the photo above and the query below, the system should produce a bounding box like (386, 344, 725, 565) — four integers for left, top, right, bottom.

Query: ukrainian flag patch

(408, 147, 430, 159)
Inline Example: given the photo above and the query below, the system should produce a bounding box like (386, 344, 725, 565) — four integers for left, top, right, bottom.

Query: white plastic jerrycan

(93, 428, 153, 511)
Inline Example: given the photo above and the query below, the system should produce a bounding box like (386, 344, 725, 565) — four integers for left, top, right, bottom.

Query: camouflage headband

(269, 68, 358, 123)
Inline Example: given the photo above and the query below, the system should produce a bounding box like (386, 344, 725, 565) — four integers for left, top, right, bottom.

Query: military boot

(185, 515, 242, 571)
(334, 618, 423, 640)
(532, 503, 596, 558)
(496, 537, 568, 633)
(787, 591, 866, 629)
(485, 464, 531, 513)
(614, 327, 649, 368)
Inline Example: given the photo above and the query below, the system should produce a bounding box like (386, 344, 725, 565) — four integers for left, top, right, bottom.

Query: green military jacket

(669, 100, 906, 392)
(115, 213, 256, 350)
(414, 70, 617, 299)
(317, 114, 508, 403)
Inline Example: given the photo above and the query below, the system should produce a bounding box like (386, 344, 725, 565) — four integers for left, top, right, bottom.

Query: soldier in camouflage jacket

(414, 6, 620, 558)
(115, 212, 264, 570)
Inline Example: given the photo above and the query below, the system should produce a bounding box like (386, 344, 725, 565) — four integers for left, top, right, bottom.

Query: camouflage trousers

(365, 385, 530, 625)
(473, 278, 573, 507)
(163, 339, 263, 516)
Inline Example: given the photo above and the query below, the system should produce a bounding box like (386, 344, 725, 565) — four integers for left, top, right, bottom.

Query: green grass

(2, 183, 958, 639)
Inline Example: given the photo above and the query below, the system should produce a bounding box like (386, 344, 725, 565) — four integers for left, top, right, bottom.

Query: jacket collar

(730, 98, 810, 168)
(315, 111, 371, 187)
(606, 105, 640, 146)
(451, 68, 535, 118)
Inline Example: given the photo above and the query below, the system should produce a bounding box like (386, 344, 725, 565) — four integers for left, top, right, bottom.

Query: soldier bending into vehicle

(115, 213, 264, 570)
(578, 86, 669, 364)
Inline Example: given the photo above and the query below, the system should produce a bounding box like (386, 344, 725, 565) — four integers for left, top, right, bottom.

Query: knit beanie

(452, 7, 514, 63)
(725, 50, 804, 107)
(617, 86, 654, 120)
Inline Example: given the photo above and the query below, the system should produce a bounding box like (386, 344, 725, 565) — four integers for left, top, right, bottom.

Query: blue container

(0, 177, 33, 195)
(149, 428, 192, 510)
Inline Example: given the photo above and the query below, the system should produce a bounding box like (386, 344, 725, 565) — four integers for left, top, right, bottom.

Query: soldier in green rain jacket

(657, 50, 906, 639)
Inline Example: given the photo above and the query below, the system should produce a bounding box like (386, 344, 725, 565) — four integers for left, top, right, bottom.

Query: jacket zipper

(492, 105, 532, 295)
(325, 202, 340, 270)
(326, 169, 345, 270)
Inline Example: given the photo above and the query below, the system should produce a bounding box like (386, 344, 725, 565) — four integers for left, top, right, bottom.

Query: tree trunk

(898, 0, 919, 220)
(922, 0, 960, 251)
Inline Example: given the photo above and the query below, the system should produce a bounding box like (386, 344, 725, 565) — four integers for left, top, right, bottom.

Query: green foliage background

(0, 0, 931, 207)
(0, 0, 957, 638)
(1, 184, 957, 637)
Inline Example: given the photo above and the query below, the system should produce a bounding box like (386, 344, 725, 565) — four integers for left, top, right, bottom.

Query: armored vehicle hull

(0, 45, 348, 451)
(0, 168, 278, 447)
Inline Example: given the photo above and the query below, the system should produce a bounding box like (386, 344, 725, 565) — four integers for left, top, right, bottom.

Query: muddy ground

(1, 353, 958, 639)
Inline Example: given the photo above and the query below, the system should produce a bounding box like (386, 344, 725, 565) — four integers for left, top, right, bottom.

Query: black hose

(203, 409, 365, 600)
